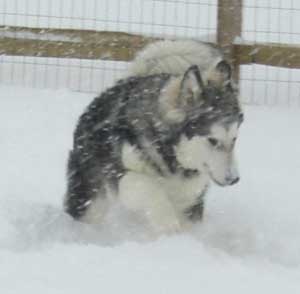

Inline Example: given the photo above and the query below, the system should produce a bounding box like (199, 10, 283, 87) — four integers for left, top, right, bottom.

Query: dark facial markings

(238, 113, 244, 123)
(207, 137, 218, 147)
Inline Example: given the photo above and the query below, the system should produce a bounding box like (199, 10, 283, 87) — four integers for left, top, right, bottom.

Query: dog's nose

(228, 177, 240, 185)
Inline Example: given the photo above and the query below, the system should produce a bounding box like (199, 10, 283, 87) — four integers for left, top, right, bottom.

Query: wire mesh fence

(241, 0, 300, 105)
(0, 0, 217, 93)
(0, 0, 300, 106)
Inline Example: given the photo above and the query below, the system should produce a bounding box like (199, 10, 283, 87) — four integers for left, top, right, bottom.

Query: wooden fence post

(217, 0, 243, 82)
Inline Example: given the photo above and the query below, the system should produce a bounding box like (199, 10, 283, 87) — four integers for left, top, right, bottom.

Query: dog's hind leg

(119, 172, 182, 235)
(64, 150, 107, 222)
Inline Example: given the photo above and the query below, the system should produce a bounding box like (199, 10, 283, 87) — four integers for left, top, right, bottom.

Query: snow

(0, 29, 82, 43)
(1, 85, 300, 293)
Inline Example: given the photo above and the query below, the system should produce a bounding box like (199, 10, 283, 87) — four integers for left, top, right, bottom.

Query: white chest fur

(161, 172, 209, 213)
(119, 143, 210, 234)
(121, 143, 209, 218)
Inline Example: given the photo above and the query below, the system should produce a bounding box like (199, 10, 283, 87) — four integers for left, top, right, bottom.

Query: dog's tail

(127, 39, 224, 79)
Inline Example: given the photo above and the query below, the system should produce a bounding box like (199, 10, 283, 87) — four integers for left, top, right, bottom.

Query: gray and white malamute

(64, 59, 243, 234)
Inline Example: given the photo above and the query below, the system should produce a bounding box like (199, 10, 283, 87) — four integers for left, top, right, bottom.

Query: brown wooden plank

(234, 43, 300, 69)
(1, 26, 300, 69)
(0, 26, 158, 61)
(217, 0, 242, 52)
(217, 0, 243, 80)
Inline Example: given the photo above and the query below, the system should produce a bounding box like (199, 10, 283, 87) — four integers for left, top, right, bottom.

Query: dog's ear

(207, 60, 232, 86)
(216, 60, 232, 81)
(179, 65, 205, 106)
(159, 66, 204, 124)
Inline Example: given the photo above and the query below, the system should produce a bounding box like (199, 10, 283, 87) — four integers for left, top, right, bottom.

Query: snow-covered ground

(1, 85, 300, 293)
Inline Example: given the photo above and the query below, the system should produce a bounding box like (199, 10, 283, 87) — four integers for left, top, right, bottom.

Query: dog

(64, 61, 243, 235)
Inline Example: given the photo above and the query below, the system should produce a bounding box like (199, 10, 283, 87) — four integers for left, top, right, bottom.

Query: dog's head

(161, 62, 244, 186)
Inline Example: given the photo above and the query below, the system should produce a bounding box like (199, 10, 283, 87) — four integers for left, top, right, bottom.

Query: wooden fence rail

(1, 25, 300, 69)
(0, 26, 158, 62)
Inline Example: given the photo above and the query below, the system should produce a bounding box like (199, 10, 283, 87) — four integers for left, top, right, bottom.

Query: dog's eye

(208, 138, 218, 147)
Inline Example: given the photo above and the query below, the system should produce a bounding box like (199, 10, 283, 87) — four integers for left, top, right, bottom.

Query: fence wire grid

(0, 0, 300, 106)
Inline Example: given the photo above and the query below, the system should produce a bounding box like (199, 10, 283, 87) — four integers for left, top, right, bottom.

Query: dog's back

(64, 74, 171, 220)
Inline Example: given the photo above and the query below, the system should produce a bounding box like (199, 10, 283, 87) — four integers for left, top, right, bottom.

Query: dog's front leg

(119, 171, 182, 235)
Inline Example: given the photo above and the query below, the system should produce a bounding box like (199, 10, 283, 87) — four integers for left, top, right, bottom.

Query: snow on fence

(0, 0, 300, 106)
